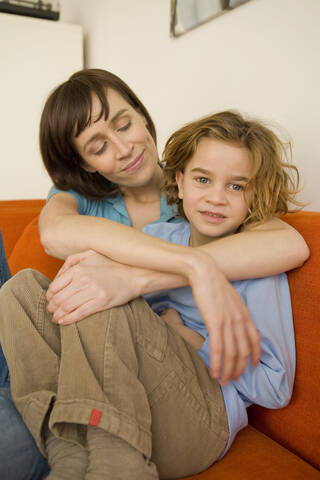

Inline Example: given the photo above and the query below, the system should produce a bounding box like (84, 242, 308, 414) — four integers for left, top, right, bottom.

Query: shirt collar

(106, 193, 178, 224)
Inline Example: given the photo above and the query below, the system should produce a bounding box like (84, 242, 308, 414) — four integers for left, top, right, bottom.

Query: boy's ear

(175, 171, 184, 199)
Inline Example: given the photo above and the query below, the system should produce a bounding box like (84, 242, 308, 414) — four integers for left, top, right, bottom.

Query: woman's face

(73, 88, 159, 189)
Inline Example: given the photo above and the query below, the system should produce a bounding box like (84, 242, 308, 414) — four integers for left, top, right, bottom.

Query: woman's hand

(46, 251, 142, 325)
(185, 250, 261, 386)
(47, 249, 261, 386)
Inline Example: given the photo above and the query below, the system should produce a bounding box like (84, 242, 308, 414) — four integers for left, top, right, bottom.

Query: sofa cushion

(9, 216, 63, 280)
(181, 426, 320, 479)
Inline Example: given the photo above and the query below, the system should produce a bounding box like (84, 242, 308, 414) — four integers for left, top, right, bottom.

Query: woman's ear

(175, 171, 184, 199)
(81, 161, 97, 173)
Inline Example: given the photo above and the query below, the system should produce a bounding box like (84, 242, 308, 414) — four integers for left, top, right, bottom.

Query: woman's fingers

(208, 321, 223, 380)
(209, 312, 259, 385)
(189, 253, 260, 384)
(55, 250, 96, 278)
(56, 299, 107, 325)
(46, 268, 74, 304)
(219, 322, 237, 385)
(46, 252, 144, 325)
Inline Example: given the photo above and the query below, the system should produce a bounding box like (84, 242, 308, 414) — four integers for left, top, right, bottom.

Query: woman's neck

(120, 164, 163, 204)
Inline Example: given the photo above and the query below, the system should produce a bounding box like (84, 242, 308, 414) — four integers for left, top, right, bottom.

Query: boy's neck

(188, 223, 240, 247)
(189, 224, 219, 247)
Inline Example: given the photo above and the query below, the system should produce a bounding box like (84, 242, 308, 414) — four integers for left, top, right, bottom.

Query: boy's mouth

(199, 211, 226, 222)
(200, 211, 225, 218)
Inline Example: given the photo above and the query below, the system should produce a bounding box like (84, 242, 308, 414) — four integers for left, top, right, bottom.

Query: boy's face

(176, 137, 252, 247)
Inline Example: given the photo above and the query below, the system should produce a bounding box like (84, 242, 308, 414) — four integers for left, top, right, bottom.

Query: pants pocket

(148, 369, 227, 479)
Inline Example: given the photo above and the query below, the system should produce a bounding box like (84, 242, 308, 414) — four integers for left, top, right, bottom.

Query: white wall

(0, 12, 83, 199)
(60, 0, 320, 211)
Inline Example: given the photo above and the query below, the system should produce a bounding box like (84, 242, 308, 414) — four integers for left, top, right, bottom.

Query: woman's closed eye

(117, 120, 131, 132)
(94, 142, 107, 156)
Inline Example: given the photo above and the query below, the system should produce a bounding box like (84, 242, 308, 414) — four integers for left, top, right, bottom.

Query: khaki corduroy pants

(0, 269, 229, 479)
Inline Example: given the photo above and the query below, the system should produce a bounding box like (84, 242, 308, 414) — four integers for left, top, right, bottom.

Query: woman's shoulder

(47, 187, 129, 223)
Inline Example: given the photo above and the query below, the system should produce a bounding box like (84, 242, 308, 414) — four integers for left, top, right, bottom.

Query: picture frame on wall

(0, 0, 60, 21)
(170, 0, 252, 37)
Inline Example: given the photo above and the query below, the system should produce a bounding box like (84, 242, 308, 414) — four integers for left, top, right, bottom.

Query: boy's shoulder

(233, 273, 290, 305)
(143, 221, 190, 245)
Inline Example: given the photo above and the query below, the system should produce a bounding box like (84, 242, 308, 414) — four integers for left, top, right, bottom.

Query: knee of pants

(2, 268, 50, 295)
(0, 269, 51, 320)
(0, 387, 49, 480)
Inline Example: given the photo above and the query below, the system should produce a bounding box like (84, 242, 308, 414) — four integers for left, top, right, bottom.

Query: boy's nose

(205, 186, 227, 205)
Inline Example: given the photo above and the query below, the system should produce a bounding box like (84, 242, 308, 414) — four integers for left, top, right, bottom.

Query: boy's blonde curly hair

(162, 110, 302, 226)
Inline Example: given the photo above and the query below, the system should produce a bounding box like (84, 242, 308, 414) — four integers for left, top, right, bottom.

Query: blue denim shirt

(0, 230, 11, 386)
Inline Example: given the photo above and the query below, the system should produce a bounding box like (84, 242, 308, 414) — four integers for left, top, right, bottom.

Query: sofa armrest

(0, 199, 45, 256)
(8, 216, 63, 280)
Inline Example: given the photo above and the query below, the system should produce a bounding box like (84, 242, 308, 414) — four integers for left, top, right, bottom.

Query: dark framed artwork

(171, 0, 253, 37)
(0, 0, 60, 21)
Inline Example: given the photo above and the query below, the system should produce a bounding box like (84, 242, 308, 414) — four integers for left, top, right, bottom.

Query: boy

(143, 110, 298, 456)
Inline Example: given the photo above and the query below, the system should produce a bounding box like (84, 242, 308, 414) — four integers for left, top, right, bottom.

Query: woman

(39, 68, 307, 381)
(0, 68, 308, 480)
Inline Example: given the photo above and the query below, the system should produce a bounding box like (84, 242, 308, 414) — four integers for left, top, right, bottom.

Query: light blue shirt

(142, 221, 296, 458)
(47, 186, 179, 226)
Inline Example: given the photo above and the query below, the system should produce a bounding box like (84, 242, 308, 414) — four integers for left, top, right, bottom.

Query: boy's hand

(161, 308, 205, 350)
(160, 308, 184, 328)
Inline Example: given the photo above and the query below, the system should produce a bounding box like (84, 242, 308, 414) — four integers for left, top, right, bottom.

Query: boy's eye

(229, 184, 243, 191)
(196, 177, 210, 184)
(118, 121, 131, 132)
(94, 142, 107, 156)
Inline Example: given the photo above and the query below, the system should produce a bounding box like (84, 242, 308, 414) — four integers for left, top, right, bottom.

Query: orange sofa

(0, 200, 319, 480)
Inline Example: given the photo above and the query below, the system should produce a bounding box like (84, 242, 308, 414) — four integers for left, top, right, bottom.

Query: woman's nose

(114, 136, 133, 159)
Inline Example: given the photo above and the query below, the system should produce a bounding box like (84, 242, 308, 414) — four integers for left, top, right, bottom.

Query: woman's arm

(47, 249, 260, 384)
(198, 217, 309, 281)
(40, 194, 309, 280)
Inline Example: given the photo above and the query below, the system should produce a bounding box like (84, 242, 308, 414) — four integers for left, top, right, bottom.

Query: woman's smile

(122, 151, 145, 173)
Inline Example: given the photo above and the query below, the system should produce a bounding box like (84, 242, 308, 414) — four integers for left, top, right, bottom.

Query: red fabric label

(89, 409, 102, 426)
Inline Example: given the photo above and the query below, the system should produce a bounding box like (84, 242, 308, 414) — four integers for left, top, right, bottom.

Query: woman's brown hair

(40, 69, 157, 199)
(162, 111, 302, 226)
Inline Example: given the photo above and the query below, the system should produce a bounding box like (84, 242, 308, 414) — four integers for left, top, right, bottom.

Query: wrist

(184, 249, 219, 286)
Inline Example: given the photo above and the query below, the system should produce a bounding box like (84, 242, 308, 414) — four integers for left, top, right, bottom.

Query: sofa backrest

(249, 212, 320, 470)
(1, 200, 319, 469)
